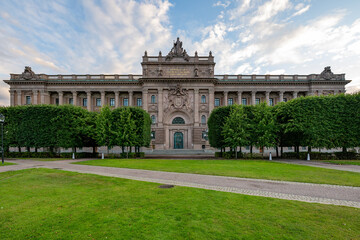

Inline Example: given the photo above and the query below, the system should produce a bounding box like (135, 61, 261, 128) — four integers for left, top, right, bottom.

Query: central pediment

(141, 37, 215, 79)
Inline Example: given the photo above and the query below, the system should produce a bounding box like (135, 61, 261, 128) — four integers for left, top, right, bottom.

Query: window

(26, 96, 31, 105)
(269, 98, 274, 106)
(201, 115, 206, 125)
(123, 98, 129, 106)
(83, 98, 87, 107)
(137, 98, 142, 107)
(245, 146, 250, 150)
(151, 131, 155, 139)
(283, 98, 287, 102)
(242, 98, 247, 105)
(228, 98, 233, 105)
(201, 95, 206, 103)
(288, 147, 292, 150)
(202, 131, 208, 140)
(215, 98, 220, 107)
(110, 98, 115, 107)
(255, 98, 260, 105)
(151, 95, 156, 104)
(302, 146, 307, 150)
(96, 98, 101, 107)
(172, 117, 185, 124)
(69, 98, 73, 105)
(56, 98, 59, 106)
(151, 115, 156, 124)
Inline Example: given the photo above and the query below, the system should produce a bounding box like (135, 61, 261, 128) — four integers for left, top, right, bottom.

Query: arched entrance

(174, 132, 184, 149)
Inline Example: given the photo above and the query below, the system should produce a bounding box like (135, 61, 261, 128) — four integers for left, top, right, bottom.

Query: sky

(1, 0, 360, 106)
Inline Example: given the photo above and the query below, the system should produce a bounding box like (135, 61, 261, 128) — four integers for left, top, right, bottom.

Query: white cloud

(213, 1, 231, 8)
(250, 0, 291, 25)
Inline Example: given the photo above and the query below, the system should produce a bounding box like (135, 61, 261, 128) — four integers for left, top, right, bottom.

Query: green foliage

(208, 106, 233, 148)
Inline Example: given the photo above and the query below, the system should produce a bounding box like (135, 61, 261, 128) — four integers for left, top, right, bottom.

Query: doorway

(174, 132, 183, 149)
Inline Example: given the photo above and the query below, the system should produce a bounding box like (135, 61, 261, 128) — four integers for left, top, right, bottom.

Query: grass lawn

(0, 168, 359, 239)
(321, 160, 360, 166)
(75, 159, 360, 187)
(0, 162, 16, 166)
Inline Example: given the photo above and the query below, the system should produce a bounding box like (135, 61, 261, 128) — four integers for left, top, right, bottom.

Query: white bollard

(72, 153, 75, 160)
(269, 152, 272, 161)
(307, 153, 310, 161)
(101, 153, 104, 159)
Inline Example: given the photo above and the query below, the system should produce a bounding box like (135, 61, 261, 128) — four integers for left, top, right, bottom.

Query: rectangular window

(283, 98, 287, 102)
(110, 98, 115, 107)
(69, 98, 73, 105)
(151, 95, 156, 104)
(151, 131, 155, 139)
(137, 98, 142, 107)
(214, 98, 220, 107)
(96, 98, 101, 107)
(288, 147, 292, 150)
(83, 98, 87, 107)
(269, 98, 274, 106)
(56, 98, 59, 106)
(123, 98, 129, 106)
(26, 96, 31, 105)
(255, 98, 260, 105)
(302, 146, 307, 150)
(245, 146, 250, 150)
(228, 98, 233, 105)
(242, 98, 247, 105)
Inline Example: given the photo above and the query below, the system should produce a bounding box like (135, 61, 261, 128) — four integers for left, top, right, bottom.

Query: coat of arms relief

(164, 84, 193, 113)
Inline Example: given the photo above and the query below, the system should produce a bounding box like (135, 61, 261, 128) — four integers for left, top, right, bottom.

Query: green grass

(0, 168, 359, 239)
(321, 160, 360, 166)
(0, 162, 16, 166)
(76, 159, 360, 187)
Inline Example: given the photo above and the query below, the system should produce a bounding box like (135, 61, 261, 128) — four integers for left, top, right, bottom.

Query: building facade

(4, 38, 351, 150)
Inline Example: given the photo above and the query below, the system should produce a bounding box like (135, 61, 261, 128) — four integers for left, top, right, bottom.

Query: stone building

(3, 38, 351, 150)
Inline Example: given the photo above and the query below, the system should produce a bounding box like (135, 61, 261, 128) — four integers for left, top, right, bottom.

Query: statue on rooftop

(166, 37, 189, 61)
(318, 66, 335, 80)
(18, 66, 39, 80)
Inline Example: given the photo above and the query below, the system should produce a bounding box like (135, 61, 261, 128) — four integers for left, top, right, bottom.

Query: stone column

(224, 91, 228, 106)
(143, 89, 148, 111)
(17, 90, 22, 106)
(101, 91, 105, 106)
(293, 91, 298, 99)
(251, 91, 256, 105)
(194, 89, 199, 125)
(114, 91, 119, 108)
(86, 91, 92, 111)
(9, 90, 15, 106)
(158, 89, 163, 126)
(237, 91, 242, 105)
(40, 90, 45, 104)
(209, 89, 214, 113)
(72, 91, 77, 106)
(265, 91, 270, 105)
(58, 91, 63, 105)
(32, 90, 38, 105)
(279, 91, 284, 103)
(129, 91, 133, 106)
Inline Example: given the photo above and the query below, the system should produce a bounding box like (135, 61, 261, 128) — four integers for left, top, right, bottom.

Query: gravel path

(275, 160, 360, 173)
(2, 159, 360, 208)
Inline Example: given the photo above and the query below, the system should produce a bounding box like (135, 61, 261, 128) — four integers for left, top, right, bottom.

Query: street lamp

(0, 113, 4, 164)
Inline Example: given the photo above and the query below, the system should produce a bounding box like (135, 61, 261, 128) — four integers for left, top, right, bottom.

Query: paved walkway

(1, 159, 360, 208)
(275, 160, 360, 173)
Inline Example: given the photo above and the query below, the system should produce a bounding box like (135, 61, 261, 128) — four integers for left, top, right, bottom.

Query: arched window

(151, 95, 156, 104)
(151, 115, 156, 124)
(201, 95, 206, 103)
(172, 117, 185, 124)
(201, 115, 206, 125)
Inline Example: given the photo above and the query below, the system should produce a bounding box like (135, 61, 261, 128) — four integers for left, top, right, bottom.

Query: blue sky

(1, 0, 360, 105)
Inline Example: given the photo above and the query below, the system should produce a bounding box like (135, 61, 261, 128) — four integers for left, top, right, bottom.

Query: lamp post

(0, 113, 5, 164)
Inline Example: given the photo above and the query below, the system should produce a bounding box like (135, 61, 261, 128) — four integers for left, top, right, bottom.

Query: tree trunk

(235, 146, 237, 159)
(276, 146, 279, 158)
(92, 146, 96, 154)
(122, 146, 124, 153)
(35, 147, 38, 153)
(27, 147, 30, 152)
(296, 145, 300, 159)
(18, 146, 21, 153)
(281, 146, 283, 156)
(308, 146, 312, 153)
(127, 147, 129, 159)
(342, 147, 347, 153)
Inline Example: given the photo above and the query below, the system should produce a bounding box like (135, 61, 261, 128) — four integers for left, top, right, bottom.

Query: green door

(174, 132, 183, 149)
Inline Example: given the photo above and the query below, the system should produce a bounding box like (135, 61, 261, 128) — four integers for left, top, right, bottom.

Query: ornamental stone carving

(318, 66, 336, 80)
(166, 37, 190, 61)
(18, 66, 39, 80)
(164, 84, 193, 112)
